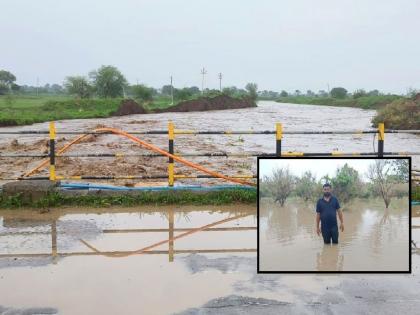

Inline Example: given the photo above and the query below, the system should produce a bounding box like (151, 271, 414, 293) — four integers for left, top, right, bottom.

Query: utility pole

(200, 67, 207, 95)
(36, 77, 39, 97)
(170, 75, 174, 105)
(218, 73, 223, 92)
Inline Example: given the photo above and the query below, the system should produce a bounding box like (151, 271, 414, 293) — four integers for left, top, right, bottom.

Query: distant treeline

(0, 67, 258, 102)
(260, 160, 409, 209)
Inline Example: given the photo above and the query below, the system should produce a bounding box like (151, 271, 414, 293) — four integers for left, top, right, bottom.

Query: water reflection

(316, 244, 344, 271)
(0, 207, 257, 265)
(260, 198, 409, 271)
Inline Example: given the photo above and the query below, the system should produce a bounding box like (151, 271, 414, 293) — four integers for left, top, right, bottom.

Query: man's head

(323, 183, 332, 197)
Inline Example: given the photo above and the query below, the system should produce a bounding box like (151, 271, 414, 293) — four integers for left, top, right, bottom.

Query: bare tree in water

(268, 167, 295, 206)
(367, 160, 400, 224)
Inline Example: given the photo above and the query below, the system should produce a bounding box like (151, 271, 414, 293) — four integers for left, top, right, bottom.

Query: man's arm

(337, 209, 344, 232)
(316, 213, 321, 236)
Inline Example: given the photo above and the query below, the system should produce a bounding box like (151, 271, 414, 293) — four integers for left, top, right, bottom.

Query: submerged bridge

(0, 122, 419, 191)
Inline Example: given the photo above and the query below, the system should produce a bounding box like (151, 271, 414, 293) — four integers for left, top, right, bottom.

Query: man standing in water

(316, 183, 344, 244)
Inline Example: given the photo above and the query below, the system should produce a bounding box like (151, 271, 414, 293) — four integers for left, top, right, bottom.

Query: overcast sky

(1, 0, 419, 93)
(258, 159, 383, 182)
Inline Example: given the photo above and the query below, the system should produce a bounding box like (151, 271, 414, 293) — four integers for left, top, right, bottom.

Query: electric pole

(36, 77, 39, 97)
(200, 67, 207, 95)
(218, 73, 223, 91)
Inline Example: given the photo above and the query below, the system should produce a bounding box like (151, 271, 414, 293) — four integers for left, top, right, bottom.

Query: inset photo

(258, 157, 411, 273)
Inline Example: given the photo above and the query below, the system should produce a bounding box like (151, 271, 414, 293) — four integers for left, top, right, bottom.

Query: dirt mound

(111, 99, 148, 116)
(155, 95, 256, 113)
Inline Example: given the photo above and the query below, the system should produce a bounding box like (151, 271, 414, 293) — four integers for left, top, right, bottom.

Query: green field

(0, 95, 178, 126)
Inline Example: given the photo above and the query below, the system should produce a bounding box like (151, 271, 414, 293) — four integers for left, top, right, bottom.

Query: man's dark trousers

(321, 225, 339, 244)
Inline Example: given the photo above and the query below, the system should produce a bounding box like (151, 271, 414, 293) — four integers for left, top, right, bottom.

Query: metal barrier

(0, 122, 419, 186)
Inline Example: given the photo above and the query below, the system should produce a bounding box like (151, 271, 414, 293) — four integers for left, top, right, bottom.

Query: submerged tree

(295, 171, 318, 202)
(331, 163, 361, 205)
(268, 167, 295, 206)
(367, 160, 395, 209)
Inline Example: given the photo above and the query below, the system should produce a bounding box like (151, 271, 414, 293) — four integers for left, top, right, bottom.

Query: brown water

(0, 205, 257, 314)
(0, 101, 418, 184)
(259, 198, 410, 272)
(0, 206, 419, 314)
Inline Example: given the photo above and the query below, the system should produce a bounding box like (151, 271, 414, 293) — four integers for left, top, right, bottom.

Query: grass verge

(0, 189, 257, 209)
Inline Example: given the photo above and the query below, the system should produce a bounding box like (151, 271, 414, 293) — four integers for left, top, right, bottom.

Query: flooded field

(0, 206, 419, 314)
(259, 198, 410, 272)
(0, 101, 419, 185)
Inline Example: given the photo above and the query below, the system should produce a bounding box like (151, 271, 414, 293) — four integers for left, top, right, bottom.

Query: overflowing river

(259, 198, 410, 272)
(0, 101, 418, 184)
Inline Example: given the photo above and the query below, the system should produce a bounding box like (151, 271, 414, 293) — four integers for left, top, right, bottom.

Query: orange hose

(22, 134, 90, 177)
(79, 213, 250, 258)
(95, 127, 256, 186)
(23, 126, 256, 187)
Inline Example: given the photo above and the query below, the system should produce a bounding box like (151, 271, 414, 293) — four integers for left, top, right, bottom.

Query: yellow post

(49, 121, 56, 181)
(168, 122, 175, 186)
(276, 123, 282, 156)
(378, 122, 384, 157)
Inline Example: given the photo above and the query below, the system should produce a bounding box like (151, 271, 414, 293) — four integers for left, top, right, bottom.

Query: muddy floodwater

(0, 101, 418, 185)
(259, 198, 410, 272)
(0, 206, 420, 314)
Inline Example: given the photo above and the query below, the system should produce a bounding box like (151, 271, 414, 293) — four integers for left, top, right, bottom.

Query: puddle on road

(0, 205, 419, 314)
(0, 205, 261, 315)
(259, 198, 410, 272)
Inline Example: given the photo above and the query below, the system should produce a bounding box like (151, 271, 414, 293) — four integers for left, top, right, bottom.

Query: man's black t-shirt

(316, 196, 340, 230)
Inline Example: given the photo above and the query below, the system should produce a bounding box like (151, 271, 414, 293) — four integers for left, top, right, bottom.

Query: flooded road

(0, 205, 419, 314)
(0, 101, 418, 185)
(259, 198, 410, 272)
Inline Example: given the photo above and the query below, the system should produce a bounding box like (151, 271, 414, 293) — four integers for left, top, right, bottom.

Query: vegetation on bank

(275, 95, 402, 110)
(0, 189, 257, 209)
(0, 65, 258, 126)
(372, 96, 420, 129)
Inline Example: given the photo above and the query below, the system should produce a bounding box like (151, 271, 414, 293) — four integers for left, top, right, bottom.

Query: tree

(280, 90, 288, 97)
(0, 70, 16, 86)
(367, 160, 396, 209)
(389, 159, 409, 183)
(353, 89, 367, 99)
(0, 70, 17, 94)
(222, 87, 235, 97)
(132, 84, 153, 102)
(306, 90, 315, 97)
(295, 89, 301, 96)
(331, 163, 360, 204)
(245, 83, 258, 101)
(161, 85, 172, 96)
(330, 87, 348, 99)
(267, 167, 295, 206)
(174, 88, 193, 100)
(64, 76, 92, 98)
(89, 65, 127, 98)
(295, 171, 318, 202)
(318, 90, 328, 97)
